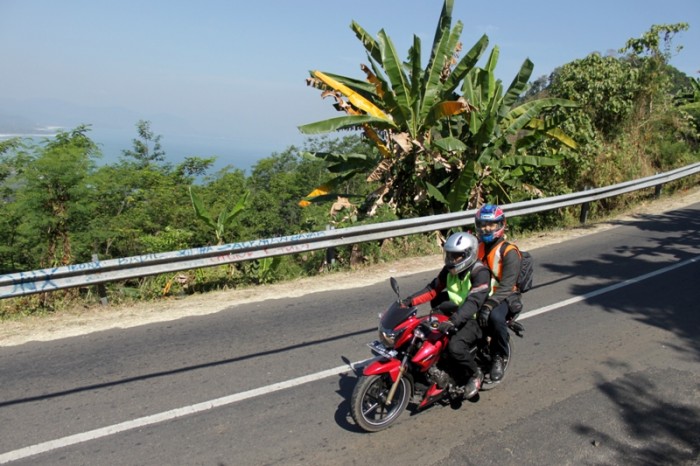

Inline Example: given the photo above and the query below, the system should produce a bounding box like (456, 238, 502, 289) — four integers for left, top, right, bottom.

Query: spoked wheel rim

(351, 374, 411, 432)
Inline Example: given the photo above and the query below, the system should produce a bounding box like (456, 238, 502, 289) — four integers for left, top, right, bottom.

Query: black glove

(477, 307, 491, 328)
(437, 320, 455, 335)
(506, 294, 523, 322)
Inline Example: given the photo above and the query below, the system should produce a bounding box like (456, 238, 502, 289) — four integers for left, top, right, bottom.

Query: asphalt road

(1, 202, 699, 465)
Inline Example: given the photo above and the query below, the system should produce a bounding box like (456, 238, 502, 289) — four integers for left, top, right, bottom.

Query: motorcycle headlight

(378, 326, 403, 348)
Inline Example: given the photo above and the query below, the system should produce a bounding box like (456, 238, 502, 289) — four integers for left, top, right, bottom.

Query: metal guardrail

(1, 161, 699, 299)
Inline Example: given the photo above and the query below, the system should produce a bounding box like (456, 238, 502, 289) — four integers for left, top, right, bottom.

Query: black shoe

(464, 370, 484, 399)
(491, 355, 505, 382)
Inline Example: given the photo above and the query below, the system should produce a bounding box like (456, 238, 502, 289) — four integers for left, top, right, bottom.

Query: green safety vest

(446, 271, 472, 306)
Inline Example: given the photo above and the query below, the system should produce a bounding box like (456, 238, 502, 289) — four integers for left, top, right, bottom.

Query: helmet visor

(444, 251, 466, 268)
(475, 218, 504, 231)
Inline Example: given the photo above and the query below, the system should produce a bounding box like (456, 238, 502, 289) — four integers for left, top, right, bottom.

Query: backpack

(500, 243, 534, 293)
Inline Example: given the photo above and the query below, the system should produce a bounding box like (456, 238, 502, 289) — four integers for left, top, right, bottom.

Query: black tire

(350, 374, 411, 432)
(481, 338, 513, 390)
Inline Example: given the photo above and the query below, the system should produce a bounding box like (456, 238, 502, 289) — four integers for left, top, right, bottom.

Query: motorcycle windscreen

(380, 301, 416, 329)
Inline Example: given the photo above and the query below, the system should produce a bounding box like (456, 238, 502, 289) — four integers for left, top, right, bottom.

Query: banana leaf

(432, 136, 467, 152)
(298, 115, 396, 134)
(525, 116, 579, 149)
(327, 154, 377, 173)
(500, 154, 559, 167)
(429, 0, 453, 51)
(189, 186, 215, 228)
(418, 22, 458, 126)
(313, 71, 390, 120)
(314, 71, 378, 96)
(443, 34, 489, 93)
(504, 98, 578, 135)
(220, 191, 249, 226)
(425, 182, 448, 205)
(409, 35, 422, 107)
(351, 21, 382, 65)
(446, 161, 476, 212)
(377, 30, 414, 131)
(502, 59, 534, 108)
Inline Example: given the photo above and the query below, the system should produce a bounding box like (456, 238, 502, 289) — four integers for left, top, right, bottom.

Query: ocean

(1, 128, 275, 174)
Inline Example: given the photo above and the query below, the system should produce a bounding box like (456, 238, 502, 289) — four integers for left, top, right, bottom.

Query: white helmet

(443, 232, 478, 275)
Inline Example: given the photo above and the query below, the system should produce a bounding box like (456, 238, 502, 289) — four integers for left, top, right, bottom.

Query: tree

(543, 23, 696, 197)
(675, 77, 700, 137)
(430, 47, 577, 210)
(15, 125, 100, 267)
(618, 23, 690, 119)
(549, 53, 639, 139)
(85, 124, 210, 258)
(189, 186, 249, 245)
(299, 0, 575, 217)
(122, 120, 166, 167)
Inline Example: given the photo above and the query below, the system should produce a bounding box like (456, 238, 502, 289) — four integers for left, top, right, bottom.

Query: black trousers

(487, 300, 510, 357)
(446, 319, 482, 382)
(430, 291, 482, 381)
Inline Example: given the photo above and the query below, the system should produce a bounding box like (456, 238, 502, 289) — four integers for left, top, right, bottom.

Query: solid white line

(1, 255, 697, 464)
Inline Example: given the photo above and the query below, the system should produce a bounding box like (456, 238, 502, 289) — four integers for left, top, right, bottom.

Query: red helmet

(475, 204, 506, 244)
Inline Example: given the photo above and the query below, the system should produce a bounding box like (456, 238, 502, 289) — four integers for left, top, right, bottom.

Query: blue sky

(1, 0, 698, 170)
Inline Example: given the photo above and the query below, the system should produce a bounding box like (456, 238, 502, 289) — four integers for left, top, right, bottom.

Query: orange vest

(477, 242, 519, 293)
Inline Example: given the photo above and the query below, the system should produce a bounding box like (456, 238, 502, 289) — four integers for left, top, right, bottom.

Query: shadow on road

(0, 326, 375, 408)
(574, 368, 700, 464)
(540, 207, 700, 362)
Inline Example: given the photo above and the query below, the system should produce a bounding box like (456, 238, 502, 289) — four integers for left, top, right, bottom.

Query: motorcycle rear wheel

(350, 374, 411, 432)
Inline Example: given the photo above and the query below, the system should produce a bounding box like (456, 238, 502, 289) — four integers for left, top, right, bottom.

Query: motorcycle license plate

(368, 340, 397, 359)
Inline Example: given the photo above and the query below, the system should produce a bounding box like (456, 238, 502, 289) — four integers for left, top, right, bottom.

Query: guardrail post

(324, 225, 336, 271)
(92, 254, 108, 305)
(580, 187, 591, 224)
(654, 179, 663, 199)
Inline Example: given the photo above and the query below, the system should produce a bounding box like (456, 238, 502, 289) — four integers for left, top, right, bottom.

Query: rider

(474, 204, 523, 382)
(401, 232, 491, 399)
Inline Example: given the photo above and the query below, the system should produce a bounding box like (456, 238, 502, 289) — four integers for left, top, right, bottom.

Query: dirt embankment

(2, 186, 699, 347)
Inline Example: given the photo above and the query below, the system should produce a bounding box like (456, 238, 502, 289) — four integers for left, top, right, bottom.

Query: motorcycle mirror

(390, 277, 400, 298)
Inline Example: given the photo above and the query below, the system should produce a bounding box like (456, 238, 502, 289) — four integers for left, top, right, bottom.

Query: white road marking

(1, 256, 696, 464)
(520, 256, 698, 320)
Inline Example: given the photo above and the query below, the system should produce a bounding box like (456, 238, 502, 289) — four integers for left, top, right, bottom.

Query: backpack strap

(499, 241, 522, 259)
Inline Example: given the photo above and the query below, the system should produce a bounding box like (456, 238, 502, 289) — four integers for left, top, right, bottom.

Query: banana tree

(299, 0, 577, 217)
(426, 46, 579, 211)
(189, 186, 249, 245)
(298, 0, 488, 216)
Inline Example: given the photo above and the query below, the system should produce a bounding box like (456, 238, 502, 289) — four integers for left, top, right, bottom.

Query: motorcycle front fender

(363, 358, 402, 381)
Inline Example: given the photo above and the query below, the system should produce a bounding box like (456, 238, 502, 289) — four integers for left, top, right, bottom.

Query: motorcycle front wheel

(350, 374, 411, 432)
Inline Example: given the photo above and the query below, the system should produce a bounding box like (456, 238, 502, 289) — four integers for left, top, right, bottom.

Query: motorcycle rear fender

(363, 358, 402, 381)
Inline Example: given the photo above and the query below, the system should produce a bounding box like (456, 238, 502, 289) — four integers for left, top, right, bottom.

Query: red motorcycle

(350, 277, 524, 432)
